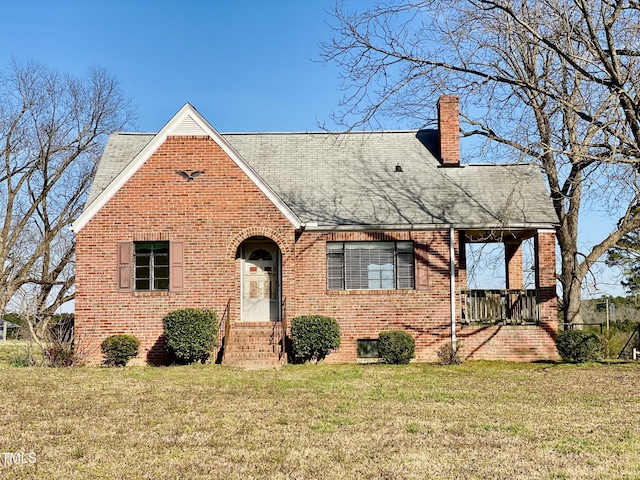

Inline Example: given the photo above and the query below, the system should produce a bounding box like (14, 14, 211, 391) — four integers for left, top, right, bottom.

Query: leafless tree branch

(322, 0, 640, 322)
(0, 60, 136, 342)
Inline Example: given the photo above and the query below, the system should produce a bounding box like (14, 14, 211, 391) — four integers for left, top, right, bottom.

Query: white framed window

(327, 241, 415, 290)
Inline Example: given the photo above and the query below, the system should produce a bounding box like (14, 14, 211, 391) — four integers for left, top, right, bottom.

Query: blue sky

(0, 0, 626, 297)
(1, 1, 354, 133)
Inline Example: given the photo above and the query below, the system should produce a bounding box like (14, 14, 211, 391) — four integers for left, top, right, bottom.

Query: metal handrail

(563, 323, 604, 334)
(215, 299, 231, 363)
(281, 297, 287, 363)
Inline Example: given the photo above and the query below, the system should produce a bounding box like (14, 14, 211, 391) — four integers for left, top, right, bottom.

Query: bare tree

(0, 59, 135, 342)
(322, 0, 640, 324)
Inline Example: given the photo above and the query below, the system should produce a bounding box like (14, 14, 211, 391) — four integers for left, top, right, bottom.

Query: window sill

(132, 290, 172, 297)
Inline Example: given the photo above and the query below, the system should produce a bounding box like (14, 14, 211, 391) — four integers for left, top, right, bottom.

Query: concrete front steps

(222, 321, 286, 368)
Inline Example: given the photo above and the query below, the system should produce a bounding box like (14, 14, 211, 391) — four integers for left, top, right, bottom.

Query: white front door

(241, 242, 280, 322)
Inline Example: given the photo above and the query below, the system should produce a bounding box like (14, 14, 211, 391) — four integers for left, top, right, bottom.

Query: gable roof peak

(70, 103, 302, 233)
(165, 102, 210, 136)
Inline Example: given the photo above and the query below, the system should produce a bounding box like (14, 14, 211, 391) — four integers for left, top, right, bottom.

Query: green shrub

(290, 315, 341, 363)
(101, 334, 140, 366)
(378, 330, 415, 364)
(162, 308, 218, 364)
(556, 329, 604, 363)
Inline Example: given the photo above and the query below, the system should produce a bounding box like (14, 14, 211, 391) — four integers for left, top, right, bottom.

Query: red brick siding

(292, 230, 455, 362)
(294, 230, 558, 363)
(459, 324, 559, 361)
(536, 230, 560, 360)
(75, 136, 295, 364)
(505, 241, 523, 290)
(438, 95, 460, 166)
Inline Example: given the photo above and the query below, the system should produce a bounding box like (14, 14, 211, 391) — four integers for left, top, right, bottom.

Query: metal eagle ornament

(175, 170, 205, 181)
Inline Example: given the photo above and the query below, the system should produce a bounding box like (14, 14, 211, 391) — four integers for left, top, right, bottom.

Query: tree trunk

(560, 249, 584, 325)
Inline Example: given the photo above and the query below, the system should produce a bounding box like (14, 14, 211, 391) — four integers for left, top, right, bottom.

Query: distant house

(71, 95, 559, 366)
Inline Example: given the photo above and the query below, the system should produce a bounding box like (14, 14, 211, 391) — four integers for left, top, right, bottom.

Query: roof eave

(300, 222, 557, 233)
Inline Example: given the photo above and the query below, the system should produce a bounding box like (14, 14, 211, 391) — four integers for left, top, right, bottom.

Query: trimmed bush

(290, 315, 341, 363)
(556, 329, 604, 363)
(163, 308, 218, 364)
(101, 334, 140, 366)
(378, 330, 415, 364)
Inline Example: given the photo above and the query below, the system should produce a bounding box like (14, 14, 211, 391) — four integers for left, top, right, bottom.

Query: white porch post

(450, 227, 457, 349)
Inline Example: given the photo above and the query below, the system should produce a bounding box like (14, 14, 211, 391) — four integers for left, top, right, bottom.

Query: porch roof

(86, 129, 557, 231)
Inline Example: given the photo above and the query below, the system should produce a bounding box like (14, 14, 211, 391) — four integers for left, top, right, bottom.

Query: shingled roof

(83, 127, 557, 231)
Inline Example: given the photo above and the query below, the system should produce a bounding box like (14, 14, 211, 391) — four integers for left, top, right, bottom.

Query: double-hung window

(134, 242, 169, 291)
(117, 240, 183, 293)
(327, 241, 415, 290)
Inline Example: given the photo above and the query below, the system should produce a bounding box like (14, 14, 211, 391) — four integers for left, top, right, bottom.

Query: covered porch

(459, 228, 556, 326)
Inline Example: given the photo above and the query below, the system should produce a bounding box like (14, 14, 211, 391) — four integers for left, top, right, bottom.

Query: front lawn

(1, 347, 639, 479)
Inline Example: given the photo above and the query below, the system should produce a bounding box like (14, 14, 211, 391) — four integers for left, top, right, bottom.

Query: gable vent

(173, 115, 208, 136)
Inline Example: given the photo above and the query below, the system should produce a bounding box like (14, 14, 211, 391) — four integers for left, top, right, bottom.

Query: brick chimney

(438, 95, 460, 166)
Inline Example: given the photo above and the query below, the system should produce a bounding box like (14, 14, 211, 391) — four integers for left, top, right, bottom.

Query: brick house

(71, 96, 559, 366)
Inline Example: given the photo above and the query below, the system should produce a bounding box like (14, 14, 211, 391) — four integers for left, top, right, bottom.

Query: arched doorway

(240, 239, 281, 322)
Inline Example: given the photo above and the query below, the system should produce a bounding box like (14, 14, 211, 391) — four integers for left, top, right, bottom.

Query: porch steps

(223, 322, 285, 368)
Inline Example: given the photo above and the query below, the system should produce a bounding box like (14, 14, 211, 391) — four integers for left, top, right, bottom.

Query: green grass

(0, 340, 34, 366)
(1, 343, 640, 479)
